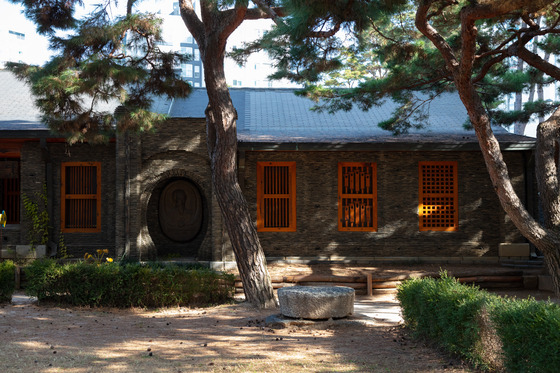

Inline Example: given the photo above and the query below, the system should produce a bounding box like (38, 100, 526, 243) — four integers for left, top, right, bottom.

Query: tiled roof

(0, 70, 536, 148)
(168, 88, 534, 147)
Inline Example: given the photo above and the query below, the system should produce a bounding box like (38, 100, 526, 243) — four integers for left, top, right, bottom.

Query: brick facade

(116, 118, 227, 261)
(241, 150, 532, 259)
(2, 141, 117, 258)
(3, 123, 535, 264)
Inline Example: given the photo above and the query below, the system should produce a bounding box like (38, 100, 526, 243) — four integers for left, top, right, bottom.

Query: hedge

(0, 260, 16, 303)
(397, 272, 560, 372)
(24, 259, 235, 308)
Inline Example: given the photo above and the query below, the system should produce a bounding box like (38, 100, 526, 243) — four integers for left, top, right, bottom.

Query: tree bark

(179, 0, 277, 309)
(204, 57, 277, 309)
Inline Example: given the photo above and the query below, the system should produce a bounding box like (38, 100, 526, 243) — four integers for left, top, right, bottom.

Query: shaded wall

(116, 118, 228, 261)
(242, 150, 531, 259)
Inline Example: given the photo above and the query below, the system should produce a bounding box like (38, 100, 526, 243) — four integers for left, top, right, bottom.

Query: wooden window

(338, 162, 377, 231)
(257, 161, 296, 232)
(419, 161, 458, 231)
(61, 162, 101, 232)
(0, 159, 20, 224)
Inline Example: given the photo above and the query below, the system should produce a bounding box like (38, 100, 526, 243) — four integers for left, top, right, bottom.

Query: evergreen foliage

(251, 0, 560, 133)
(8, 0, 191, 143)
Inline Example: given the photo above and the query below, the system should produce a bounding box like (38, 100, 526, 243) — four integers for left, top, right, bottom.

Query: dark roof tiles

(0, 71, 536, 147)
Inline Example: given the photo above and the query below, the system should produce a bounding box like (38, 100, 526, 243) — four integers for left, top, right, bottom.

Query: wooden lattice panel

(419, 162, 458, 231)
(338, 162, 377, 231)
(61, 162, 101, 232)
(257, 161, 296, 231)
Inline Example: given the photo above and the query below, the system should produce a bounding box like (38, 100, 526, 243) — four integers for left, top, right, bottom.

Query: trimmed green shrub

(397, 272, 490, 367)
(491, 297, 560, 373)
(397, 272, 560, 372)
(0, 260, 16, 302)
(24, 259, 235, 307)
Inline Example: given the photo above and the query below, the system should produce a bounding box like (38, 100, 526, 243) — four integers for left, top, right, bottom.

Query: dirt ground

(0, 263, 555, 373)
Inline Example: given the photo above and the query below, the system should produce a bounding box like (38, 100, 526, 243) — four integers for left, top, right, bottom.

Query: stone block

(499, 243, 530, 258)
(15, 245, 46, 258)
(539, 275, 553, 292)
(278, 286, 354, 320)
(523, 275, 538, 289)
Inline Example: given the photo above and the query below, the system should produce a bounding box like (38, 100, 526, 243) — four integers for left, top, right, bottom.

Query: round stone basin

(278, 286, 355, 320)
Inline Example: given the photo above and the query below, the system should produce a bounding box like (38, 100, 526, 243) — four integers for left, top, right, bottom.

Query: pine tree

(9, 0, 281, 309)
(260, 0, 560, 296)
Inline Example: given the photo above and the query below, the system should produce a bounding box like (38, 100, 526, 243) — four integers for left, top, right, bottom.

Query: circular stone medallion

(159, 180, 202, 242)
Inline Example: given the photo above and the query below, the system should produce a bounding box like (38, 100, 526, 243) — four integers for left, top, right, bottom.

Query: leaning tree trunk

(457, 83, 560, 296)
(535, 110, 560, 293)
(202, 44, 276, 309)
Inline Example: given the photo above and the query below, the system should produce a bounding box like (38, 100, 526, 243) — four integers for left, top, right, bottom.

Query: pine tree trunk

(178, 0, 277, 309)
(457, 83, 560, 297)
(203, 45, 277, 309)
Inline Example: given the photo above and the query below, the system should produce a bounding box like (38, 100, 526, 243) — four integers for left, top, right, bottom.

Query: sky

(0, 0, 130, 66)
(0, 0, 52, 65)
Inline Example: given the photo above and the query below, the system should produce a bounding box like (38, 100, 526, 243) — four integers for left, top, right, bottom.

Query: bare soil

(0, 263, 555, 373)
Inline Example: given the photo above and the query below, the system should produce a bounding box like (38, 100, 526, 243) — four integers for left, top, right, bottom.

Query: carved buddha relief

(159, 180, 202, 242)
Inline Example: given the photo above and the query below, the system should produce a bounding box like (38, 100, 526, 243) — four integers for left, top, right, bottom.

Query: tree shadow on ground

(0, 297, 472, 373)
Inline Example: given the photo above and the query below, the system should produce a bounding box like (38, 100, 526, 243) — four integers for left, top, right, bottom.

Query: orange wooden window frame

(61, 162, 101, 233)
(256, 161, 296, 232)
(418, 161, 458, 232)
(338, 162, 377, 232)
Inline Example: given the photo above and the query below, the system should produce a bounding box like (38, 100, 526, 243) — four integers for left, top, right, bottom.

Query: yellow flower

(103, 249, 109, 254)
(96, 249, 103, 254)
(106, 258, 113, 263)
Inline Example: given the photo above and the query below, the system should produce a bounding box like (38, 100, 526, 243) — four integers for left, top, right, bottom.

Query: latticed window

(419, 161, 458, 231)
(61, 162, 101, 232)
(0, 159, 20, 224)
(256, 161, 296, 232)
(338, 162, 377, 231)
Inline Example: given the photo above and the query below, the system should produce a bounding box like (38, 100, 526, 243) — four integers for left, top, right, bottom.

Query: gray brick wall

(48, 142, 117, 258)
(126, 118, 225, 261)
(3, 142, 45, 247)
(242, 150, 530, 258)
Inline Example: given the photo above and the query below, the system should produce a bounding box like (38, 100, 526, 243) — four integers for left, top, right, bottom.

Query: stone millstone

(278, 286, 355, 320)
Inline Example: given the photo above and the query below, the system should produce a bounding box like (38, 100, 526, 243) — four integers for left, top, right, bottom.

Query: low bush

(397, 272, 560, 372)
(491, 297, 560, 373)
(0, 260, 16, 303)
(397, 272, 490, 367)
(24, 259, 235, 307)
